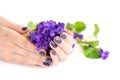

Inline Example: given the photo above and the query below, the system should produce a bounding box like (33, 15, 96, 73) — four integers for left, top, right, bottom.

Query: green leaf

(66, 23, 74, 31)
(82, 45, 89, 50)
(80, 40, 99, 48)
(27, 21, 39, 32)
(84, 48, 101, 59)
(94, 24, 100, 37)
(89, 41, 99, 47)
(74, 21, 86, 33)
(28, 21, 34, 28)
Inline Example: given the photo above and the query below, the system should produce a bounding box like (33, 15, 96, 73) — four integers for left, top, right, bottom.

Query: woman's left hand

(0, 16, 74, 67)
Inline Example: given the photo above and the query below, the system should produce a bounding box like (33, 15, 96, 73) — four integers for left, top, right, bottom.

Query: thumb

(0, 16, 29, 34)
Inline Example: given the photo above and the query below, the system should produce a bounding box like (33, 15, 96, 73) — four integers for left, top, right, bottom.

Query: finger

(50, 41, 67, 61)
(23, 57, 50, 68)
(65, 29, 74, 36)
(34, 50, 52, 64)
(5, 27, 38, 53)
(11, 36, 37, 53)
(1, 51, 49, 68)
(54, 36, 73, 55)
(13, 43, 52, 65)
(0, 16, 29, 34)
(60, 32, 74, 46)
(2, 41, 38, 64)
(7, 43, 51, 67)
(50, 50, 59, 66)
(1, 50, 25, 65)
(8, 28, 38, 54)
(22, 28, 32, 37)
(0, 26, 48, 61)
(15, 49, 51, 67)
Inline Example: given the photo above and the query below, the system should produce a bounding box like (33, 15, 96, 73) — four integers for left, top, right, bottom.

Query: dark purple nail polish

(39, 51, 46, 56)
(55, 36, 62, 44)
(51, 41, 57, 48)
(43, 62, 50, 66)
(35, 64, 41, 66)
(61, 33, 67, 39)
(46, 58, 52, 63)
(72, 44, 75, 48)
(51, 50, 56, 55)
(22, 27, 28, 31)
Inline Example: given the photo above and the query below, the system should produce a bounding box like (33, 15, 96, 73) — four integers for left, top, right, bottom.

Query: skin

(0, 16, 74, 67)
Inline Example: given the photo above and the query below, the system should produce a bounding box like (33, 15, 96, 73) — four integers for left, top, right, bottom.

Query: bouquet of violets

(27, 20, 109, 60)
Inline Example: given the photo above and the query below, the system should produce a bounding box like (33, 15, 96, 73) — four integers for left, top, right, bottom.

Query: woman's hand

(0, 26, 55, 67)
(0, 16, 74, 67)
(48, 30, 74, 65)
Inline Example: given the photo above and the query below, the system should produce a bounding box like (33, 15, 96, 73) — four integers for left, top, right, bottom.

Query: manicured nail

(61, 33, 67, 39)
(22, 27, 28, 31)
(51, 41, 57, 48)
(51, 50, 56, 55)
(43, 62, 50, 66)
(35, 64, 41, 66)
(46, 58, 52, 63)
(72, 44, 75, 48)
(39, 51, 46, 56)
(55, 36, 62, 44)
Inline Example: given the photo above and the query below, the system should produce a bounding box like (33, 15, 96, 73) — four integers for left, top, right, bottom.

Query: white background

(0, 0, 120, 80)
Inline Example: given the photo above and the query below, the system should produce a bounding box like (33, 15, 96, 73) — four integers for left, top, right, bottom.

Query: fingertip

(54, 36, 62, 44)
(60, 32, 67, 39)
(39, 49, 46, 56)
(22, 27, 28, 31)
(50, 49, 57, 56)
(20, 26, 29, 33)
(50, 50, 59, 66)
(43, 62, 50, 66)
(49, 41, 57, 48)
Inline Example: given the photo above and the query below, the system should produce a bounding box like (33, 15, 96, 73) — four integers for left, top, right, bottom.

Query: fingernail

(46, 58, 52, 63)
(39, 51, 46, 56)
(43, 62, 50, 66)
(72, 44, 75, 48)
(51, 41, 57, 48)
(51, 50, 56, 55)
(22, 27, 28, 31)
(55, 36, 62, 44)
(61, 33, 67, 39)
(35, 64, 41, 66)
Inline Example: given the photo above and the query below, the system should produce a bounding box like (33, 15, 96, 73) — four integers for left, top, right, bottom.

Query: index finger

(0, 16, 29, 34)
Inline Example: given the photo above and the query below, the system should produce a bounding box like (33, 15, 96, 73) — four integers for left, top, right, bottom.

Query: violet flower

(99, 48, 109, 60)
(29, 20, 65, 53)
(73, 32, 83, 39)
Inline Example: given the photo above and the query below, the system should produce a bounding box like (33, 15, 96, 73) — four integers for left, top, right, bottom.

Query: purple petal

(102, 55, 108, 60)
(57, 27, 64, 34)
(73, 33, 78, 39)
(50, 31, 55, 37)
(48, 20, 56, 27)
(35, 35, 40, 42)
(99, 48, 104, 55)
(35, 43, 42, 51)
(30, 31, 36, 41)
(77, 34, 83, 39)
(58, 22, 65, 27)
(104, 51, 109, 55)
(42, 43, 49, 50)
(72, 44, 75, 48)
(48, 37, 52, 42)
(37, 46, 41, 51)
